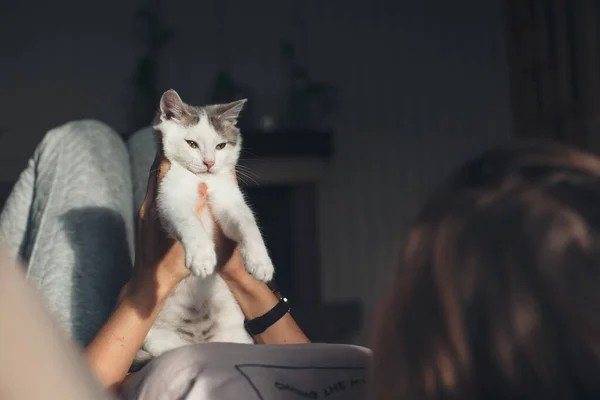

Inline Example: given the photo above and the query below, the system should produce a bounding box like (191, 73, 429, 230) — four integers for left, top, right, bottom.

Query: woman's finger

(141, 152, 165, 201)
(196, 183, 208, 217)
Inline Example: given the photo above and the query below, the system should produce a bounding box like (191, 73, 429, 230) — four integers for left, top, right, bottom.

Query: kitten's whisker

(239, 174, 259, 186)
(236, 165, 259, 178)
(236, 164, 259, 177)
(236, 172, 251, 186)
(236, 169, 257, 179)
(236, 175, 248, 186)
(240, 150, 259, 159)
(238, 173, 260, 186)
(235, 168, 259, 186)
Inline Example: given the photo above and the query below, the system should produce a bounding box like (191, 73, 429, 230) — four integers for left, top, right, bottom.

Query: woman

(3, 121, 600, 399)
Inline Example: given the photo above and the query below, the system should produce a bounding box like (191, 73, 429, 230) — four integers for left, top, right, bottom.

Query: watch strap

(244, 293, 291, 336)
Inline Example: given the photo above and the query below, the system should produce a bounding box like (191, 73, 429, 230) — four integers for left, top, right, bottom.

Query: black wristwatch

(244, 291, 291, 336)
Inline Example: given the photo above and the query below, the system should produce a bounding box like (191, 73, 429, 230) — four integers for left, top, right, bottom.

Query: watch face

(272, 290, 288, 303)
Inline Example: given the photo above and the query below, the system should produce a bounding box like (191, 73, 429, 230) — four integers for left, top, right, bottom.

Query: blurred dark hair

(369, 141, 600, 400)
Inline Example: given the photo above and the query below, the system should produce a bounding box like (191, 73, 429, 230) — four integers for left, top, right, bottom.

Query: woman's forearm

(221, 254, 310, 344)
(84, 280, 172, 392)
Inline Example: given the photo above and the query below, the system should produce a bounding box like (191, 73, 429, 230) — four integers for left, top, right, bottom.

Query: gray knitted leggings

(0, 120, 156, 346)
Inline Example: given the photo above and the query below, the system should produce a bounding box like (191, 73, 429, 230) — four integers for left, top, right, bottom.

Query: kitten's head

(154, 89, 246, 175)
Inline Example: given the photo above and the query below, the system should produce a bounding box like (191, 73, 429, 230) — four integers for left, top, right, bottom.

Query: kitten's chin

(195, 167, 233, 176)
(193, 170, 223, 176)
(191, 166, 233, 177)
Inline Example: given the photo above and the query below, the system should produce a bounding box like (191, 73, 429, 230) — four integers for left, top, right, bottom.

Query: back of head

(370, 141, 600, 400)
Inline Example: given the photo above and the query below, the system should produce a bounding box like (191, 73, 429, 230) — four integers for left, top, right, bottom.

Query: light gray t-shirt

(122, 343, 371, 400)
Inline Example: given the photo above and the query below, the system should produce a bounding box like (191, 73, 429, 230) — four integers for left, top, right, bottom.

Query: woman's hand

(126, 151, 194, 305)
(218, 245, 311, 344)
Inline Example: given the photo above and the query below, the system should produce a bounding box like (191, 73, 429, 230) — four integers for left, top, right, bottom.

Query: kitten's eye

(216, 142, 227, 150)
(186, 140, 199, 149)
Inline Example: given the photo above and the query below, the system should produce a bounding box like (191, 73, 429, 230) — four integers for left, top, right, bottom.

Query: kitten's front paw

(185, 245, 217, 278)
(240, 245, 274, 282)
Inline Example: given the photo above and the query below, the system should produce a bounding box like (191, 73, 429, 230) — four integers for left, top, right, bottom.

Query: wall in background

(0, 0, 512, 344)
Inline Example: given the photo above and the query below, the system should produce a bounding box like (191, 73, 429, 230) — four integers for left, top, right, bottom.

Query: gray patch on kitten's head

(158, 89, 246, 145)
(204, 99, 247, 144)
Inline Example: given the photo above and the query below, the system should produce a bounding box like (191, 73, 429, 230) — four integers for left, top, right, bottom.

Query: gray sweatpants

(0, 119, 154, 346)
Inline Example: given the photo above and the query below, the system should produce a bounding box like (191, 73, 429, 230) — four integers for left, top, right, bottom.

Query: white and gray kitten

(134, 89, 274, 368)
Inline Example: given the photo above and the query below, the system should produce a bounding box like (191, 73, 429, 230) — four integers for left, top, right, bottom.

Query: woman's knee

(37, 119, 126, 161)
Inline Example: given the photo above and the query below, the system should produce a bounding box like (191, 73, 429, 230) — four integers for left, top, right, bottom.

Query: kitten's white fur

(135, 90, 273, 365)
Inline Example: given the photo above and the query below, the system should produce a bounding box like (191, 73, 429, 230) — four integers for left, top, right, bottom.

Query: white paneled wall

(0, 0, 512, 344)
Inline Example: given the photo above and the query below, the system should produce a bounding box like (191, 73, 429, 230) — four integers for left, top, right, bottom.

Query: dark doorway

(243, 186, 295, 298)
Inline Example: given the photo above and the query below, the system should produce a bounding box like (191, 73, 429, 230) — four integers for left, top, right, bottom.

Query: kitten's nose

(204, 160, 215, 170)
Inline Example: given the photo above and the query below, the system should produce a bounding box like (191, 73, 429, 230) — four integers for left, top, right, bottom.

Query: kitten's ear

(210, 99, 247, 124)
(160, 89, 186, 121)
